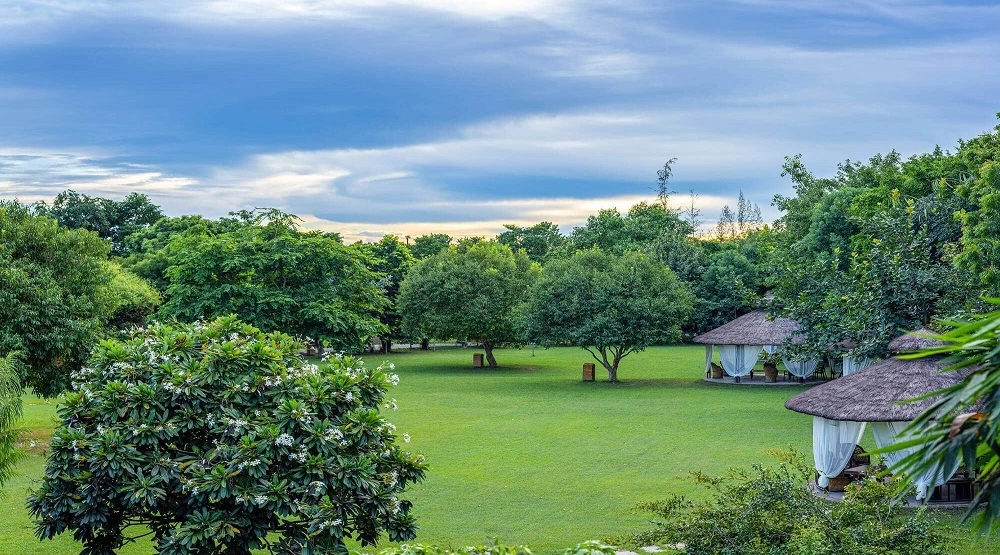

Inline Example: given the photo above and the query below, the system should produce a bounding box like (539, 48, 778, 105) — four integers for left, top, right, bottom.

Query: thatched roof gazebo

(693, 310, 806, 383)
(785, 328, 969, 499)
(693, 309, 800, 346)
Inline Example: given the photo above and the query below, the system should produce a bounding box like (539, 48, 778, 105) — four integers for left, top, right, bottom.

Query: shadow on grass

(403, 364, 548, 376)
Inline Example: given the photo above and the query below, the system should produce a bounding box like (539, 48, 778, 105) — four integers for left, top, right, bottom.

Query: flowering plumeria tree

(28, 316, 426, 555)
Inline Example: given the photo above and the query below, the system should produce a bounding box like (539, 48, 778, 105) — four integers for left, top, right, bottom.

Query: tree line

(2, 116, 999, 394)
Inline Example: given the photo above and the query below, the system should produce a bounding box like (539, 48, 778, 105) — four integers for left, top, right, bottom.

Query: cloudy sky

(1, 1, 999, 240)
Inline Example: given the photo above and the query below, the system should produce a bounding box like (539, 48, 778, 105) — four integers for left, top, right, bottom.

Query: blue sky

(2, 0, 999, 240)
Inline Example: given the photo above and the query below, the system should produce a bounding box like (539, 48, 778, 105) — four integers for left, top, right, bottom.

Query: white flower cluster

(316, 518, 343, 530)
(383, 398, 398, 411)
(387, 373, 400, 386)
(290, 447, 309, 463)
(286, 363, 321, 380)
(275, 433, 295, 447)
(224, 417, 250, 433)
(108, 361, 134, 373)
(161, 380, 183, 394)
(236, 458, 262, 470)
(324, 427, 343, 442)
(308, 481, 327, 495)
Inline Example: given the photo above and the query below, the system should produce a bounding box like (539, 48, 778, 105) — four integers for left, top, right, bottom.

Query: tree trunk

(605, 363, 618, 382)
(381, 337, 393, 354)
(483, 342, 498, 368)
(420, 338, 430, 350)
(316, 344, 325, 358)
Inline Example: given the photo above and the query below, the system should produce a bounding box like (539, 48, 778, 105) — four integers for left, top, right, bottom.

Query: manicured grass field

(2, 345, 997, 554)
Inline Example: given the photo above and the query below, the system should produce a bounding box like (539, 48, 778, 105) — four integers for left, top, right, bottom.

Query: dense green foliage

(100, 261, 162, 330)
(615, 453, 945, 555)
(569, 203, 693, 255)
(397, 242, 538, 367)
(122, 215, 219, 293)
(496, 222, 566, 263)
(0, 352, 23, 487)
(358, 236, 417, 352)
(770, 120, 1000, 358)
(409, 234, 452, 260)
(34, 190, 164, 257)
(0, 201, 119, 396)
(158, 209, 386, 353)
(28, 317, 426, 555)
(524, 250, 693, 381)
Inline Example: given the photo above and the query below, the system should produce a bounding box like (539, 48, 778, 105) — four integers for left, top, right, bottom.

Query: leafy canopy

(0, 201, 119, 396)
(496, 222, 566, 264)
(158, 209, 387, 352)
(34, 189, 164, 257)
(356, 235, 417, 350)
(524, 249, 693, 381)
(28, 316, 426, 555)
(397, 241, 538, 367)
(409, 234, 452, 260)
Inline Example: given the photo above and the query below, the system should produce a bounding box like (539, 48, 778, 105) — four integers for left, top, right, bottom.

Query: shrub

(610, 450, 946, 555)
(27, 316, 426, 555)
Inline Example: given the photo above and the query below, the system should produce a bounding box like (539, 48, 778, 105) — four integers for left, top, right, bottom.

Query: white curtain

(763, 345, 779, 355)
(842, 356, 873, 376)
(717, 345, 762, 377)
(813, 416, 866, 488)
(704, 344, 713, 375)
(871, 421, 960, 500)
(783, 358, 820, 378)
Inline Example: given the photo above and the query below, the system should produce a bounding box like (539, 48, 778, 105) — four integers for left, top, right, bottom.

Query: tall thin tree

(684, 190, 702, 232)
(656, 158, 679, 210)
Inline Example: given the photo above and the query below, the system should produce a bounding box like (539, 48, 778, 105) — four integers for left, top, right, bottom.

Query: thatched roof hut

(693, 310, 800, 346)
(887, 328, 944, 353)
(785, 331, 965, 422)
(786, 328, 971, 500)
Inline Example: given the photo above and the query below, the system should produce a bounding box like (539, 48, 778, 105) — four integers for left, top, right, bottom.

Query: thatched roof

(887, 328, 946, 353)
(785, 354, 968, 422)
(693, 310, 800, 346)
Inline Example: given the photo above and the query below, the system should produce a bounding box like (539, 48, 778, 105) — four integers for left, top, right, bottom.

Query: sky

(1, 0, 999, 241)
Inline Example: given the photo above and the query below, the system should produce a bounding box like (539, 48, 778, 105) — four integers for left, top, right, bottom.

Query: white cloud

(190, 0, 570, 22)
(0, 149, 197, 203)
(0, 0, 571, 28)
(297, 192, 734, 242)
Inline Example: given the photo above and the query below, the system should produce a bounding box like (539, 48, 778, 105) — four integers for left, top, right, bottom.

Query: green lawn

(2, 345, 997, 554)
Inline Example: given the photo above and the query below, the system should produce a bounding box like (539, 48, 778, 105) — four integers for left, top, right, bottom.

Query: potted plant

(761, 350, 780, 382)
